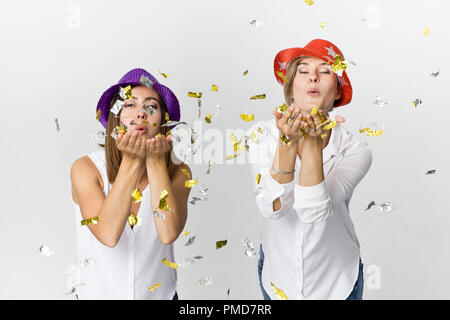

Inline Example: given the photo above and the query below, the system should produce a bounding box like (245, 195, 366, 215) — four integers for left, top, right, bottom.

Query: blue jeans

(257, 244, 364, 300)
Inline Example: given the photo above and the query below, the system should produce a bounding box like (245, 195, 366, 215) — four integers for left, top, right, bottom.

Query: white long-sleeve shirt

(247, 118, 372, 300)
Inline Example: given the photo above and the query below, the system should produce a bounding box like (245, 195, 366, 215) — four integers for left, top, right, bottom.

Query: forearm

(269, 139, 298, 211)
(298, 137, 324, 186)
(97, 157, 144, 246)
(147, 159, 183, 244)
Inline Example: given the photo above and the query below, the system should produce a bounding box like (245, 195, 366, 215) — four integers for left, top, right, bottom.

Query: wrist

(146, 157, 166, 170)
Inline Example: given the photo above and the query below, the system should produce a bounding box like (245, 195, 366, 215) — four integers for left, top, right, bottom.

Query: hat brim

(274, 47, 352, 107)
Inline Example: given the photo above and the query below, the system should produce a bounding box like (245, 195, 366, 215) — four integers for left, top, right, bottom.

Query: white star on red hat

(325, 46, 337, 58)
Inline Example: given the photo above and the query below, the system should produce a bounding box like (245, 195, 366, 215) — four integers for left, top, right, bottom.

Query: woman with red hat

(70, 68, 190, 299)
(249, 39, 372, 300)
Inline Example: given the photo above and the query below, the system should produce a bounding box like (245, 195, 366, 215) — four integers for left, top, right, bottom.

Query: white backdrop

(1, 0, 450, 299)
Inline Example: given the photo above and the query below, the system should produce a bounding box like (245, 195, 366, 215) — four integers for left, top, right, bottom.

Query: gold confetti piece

(257, 127, 264, 134)
(330, 54, 347, 75)
(319, 22, 327, 28)
(81, 216, 99, 226)
(211, 84, 219, 91)
(152, 123, 159, 127)
(181, 168, 191, 179)
(276, 103, 288, 113)
(226, 153, 240, 160)
(230, 133, 247, 152)
(165, 112, 170, 122)
(280, 134, 292, 146)
(131, 189, 143, 203)
(412, 98, 422, 108)
(140, 120, 149, 125)
(276, 71, 289, 83)
(316, 118, 332, 129)
(250, 131, 258, 143)
(423, 26, 430, 37)
(205, 114, 212, 124)
(156, 132, 163, 138)
(162, 258, 179, 269)
(320, 133, 328, 139)
(305, 0, 314, 5)
(185, 178, 198, 188)
(359, 128, 384, 136)
(188, 91, 202, 98)
(127, 213, 142, 228)
(158, 188, 172, 211)
(255, 173, 261, 184)
(240, 113, 255, 122)
(250, 94, 266, 100)
(243, 69, 248, 76)
(96, 109, 101, 121)
(148, 283, 161, 291)
(270, 282, 288, 300)
(323, 120, 338, 130)
(119, 85, 133, 100)
(117, 125, 127, 135)
(183, 231, 190, 236)
(310, 106, 319, 116)
(159, 70, 169, 78)
(216, 240, 228, 249)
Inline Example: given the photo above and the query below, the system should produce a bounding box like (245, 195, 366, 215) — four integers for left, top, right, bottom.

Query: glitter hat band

(96, 68, 181, 128)
(274, 39, 353, 107)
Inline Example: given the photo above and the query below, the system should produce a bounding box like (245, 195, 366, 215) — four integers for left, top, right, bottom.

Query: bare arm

(71, 130, 146, 247)
(145, 135, 190, 244)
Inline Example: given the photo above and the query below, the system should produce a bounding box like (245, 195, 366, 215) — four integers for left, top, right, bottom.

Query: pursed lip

(307, 87, 320, 94)
(135, 125, 147, 132)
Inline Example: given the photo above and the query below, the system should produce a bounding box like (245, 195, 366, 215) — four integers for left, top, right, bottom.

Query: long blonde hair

(99, 85, 176, 183)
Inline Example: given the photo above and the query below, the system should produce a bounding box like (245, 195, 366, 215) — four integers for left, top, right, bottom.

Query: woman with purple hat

(249, 39, 372, 300)
(70, 68, 189, 299)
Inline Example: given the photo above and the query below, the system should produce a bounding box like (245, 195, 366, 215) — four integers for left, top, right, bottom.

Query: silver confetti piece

(55, 118, 60, 132)
(153, 210, 166, 220)
(189, 197, 203, 205)
(39, 245, 54, 256)
(160, 121, 188, 128)
(139, 74, 154, 88)
(90, 130, 106, 142)
(365, 201, 377, 210)
(430, 70, 440, 77)
(412, 98, 422, 107)
(198, 277, 213, 285)
(378, 202, 392, 212)
(179, 258, 195, 268)
(425, 169, 436, 175)
(80, 258, 95, 267)
(110, 100, 124, 116)
(193, 256, 204, 260)
(197, 99, 202, 119)
(243, 237, 257, 257)
(250, 19, 263, 27)
(372, 95, 388, 107)
(185, 236, 196, 246)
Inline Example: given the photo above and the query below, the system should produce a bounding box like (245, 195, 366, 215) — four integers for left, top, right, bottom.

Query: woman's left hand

(146, 134, 173, 161)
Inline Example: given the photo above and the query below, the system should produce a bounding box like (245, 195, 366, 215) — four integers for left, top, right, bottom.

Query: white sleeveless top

(72, 150, 177, 300)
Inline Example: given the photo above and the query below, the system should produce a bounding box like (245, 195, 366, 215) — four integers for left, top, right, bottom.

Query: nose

(309, 72, 319, 83)
(136, 108, 148, 121)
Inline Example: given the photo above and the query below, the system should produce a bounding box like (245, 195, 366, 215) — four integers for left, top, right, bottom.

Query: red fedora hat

(274, 39, 352, 107)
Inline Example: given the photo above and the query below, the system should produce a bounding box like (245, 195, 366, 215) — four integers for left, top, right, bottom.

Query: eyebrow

(131, 96, 161, 104)
(299, 62, 328, 66)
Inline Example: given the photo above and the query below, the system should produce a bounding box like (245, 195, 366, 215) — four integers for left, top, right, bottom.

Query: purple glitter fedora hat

(96, 68, 180, 129)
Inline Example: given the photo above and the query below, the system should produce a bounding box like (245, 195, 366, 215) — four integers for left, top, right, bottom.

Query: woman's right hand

(273, 106, 303, 145)
(116, 130, 146, 161)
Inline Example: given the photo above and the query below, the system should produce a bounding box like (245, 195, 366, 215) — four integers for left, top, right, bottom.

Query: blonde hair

(283, 56, 341, 108)
(100, 85, 176, 183)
